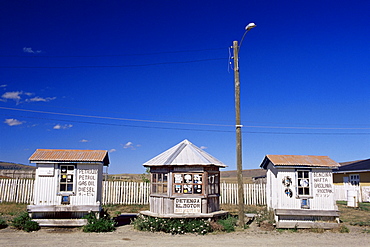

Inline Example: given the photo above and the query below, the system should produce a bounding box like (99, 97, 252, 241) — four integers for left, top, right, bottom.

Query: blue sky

(0, 0, 369, 174)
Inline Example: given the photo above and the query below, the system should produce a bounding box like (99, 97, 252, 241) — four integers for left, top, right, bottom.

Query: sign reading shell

(174, 198, 201, 213)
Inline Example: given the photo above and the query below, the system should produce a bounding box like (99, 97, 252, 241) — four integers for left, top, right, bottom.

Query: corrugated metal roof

(260, 154, 339, 169)
(143, 139, 226, 167)
(29, 149, 109, 166)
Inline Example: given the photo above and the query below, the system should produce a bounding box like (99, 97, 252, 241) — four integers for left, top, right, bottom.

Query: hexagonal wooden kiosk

(141, 140, 227, 218)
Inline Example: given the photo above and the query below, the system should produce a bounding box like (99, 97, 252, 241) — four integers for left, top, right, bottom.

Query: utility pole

(233, 40, 245, 227)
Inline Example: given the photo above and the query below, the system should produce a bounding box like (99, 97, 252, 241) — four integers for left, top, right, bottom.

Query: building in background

(333, 158, 370, 203)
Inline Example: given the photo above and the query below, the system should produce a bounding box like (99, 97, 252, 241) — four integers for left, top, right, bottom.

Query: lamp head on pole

(237, 22, 256, 53)
(245, 23, 257, 31)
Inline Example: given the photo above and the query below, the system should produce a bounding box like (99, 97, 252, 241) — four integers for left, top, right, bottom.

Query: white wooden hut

(27, 149, 109, 226)
(141, 139, 227, 218)
(260, 154, 340, 229)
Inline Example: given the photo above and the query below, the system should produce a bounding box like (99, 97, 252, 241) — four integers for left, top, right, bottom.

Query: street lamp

(233, 22, 256, 227)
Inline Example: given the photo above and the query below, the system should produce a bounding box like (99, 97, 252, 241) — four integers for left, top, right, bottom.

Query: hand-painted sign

(77, 169, 97, 197)
(174, 198, 201, 213)
(313, 172, 333, 197)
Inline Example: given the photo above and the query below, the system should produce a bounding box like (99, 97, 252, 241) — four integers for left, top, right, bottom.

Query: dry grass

(1, 202, 369, 228)
(0, 202, 27, 222)
(0, 202, 27, 216)
(103, 204, 149, 217)
(337, 201, 370, 226)
(220, 204, 265, 215)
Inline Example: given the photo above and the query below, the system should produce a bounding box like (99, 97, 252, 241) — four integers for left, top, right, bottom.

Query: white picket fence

(334, 184, 370, 202)
(0, 179, 34, 203)
(220, 183, 266, 205)
(3, 179, 369, 205)
(102, 181, 150, 205)
(0, 179, 267, 205)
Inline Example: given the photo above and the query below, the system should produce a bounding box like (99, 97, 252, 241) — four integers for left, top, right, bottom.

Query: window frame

(349, 174, 360, 186)
(207, 172, 220, 195)
(59, 164, 76, 194)
(173, 172, 204, 195)
(296, 170, 311, 197)
(151, 172, 168, 195)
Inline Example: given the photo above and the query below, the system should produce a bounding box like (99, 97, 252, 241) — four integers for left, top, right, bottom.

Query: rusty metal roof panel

(261, 154, 339, 169)
(29, 149, 109, 166)
(143, 139, 226, 167)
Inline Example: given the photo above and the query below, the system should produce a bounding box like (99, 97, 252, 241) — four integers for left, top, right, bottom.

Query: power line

(21, 103, 370, 128)
(0, 47, 226, 58)
(1, 106, 369, 130)
(1, 113, 233, 133)
(0, 106, 232, 127)
(0, 57, 227, 69)
(2, 113, 369, 135)
(2, 112, 370, 136)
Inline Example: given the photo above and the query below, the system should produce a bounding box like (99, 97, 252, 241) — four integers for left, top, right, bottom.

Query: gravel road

(0, 224, 368, 247)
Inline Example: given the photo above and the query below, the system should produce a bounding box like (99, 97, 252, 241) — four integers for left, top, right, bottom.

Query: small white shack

(260, 154, 340, 229)
(27, 149, 109, 226)
(141, 139, 227, 218)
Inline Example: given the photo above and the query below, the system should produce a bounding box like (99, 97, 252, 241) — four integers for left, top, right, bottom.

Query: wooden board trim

(275, 209, 339, 217)
(140, 210, 228, 218)
(27, 204, 101, 212)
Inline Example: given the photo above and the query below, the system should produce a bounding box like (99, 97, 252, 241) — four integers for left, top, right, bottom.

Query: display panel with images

(173, 173, 203, 195)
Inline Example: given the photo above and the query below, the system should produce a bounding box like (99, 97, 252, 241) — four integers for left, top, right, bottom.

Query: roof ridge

(163, 141, 187, 165)
(143, 139, 226, 167)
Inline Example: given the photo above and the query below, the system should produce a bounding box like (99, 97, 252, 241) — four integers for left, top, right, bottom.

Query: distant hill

(220, 169, 266, 183)
(220, 169, 266, 178)
(0, 161, 36, 170)
(108, 169, 266, 183)
(0, 162, 36, 179)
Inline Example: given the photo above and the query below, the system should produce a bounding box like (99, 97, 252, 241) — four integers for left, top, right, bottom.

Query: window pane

(184, 174, 192, 183)
(304, 188, 309, 195)
(174, 185, 182, 193)
(61, 166, 67, 173)
(194, 174, 202, 183)
(157, 184, 163, 193)
(298, 188, 303, 195)
(174, 174, 183, 183)
(67, 184, 73, 191)
(60, 184, 66, 191)
(194, 184, 202, 194)
(183, 185, 192, 194)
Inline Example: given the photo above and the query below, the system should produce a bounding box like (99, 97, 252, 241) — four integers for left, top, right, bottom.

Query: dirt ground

(0, 223, 369, 247)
